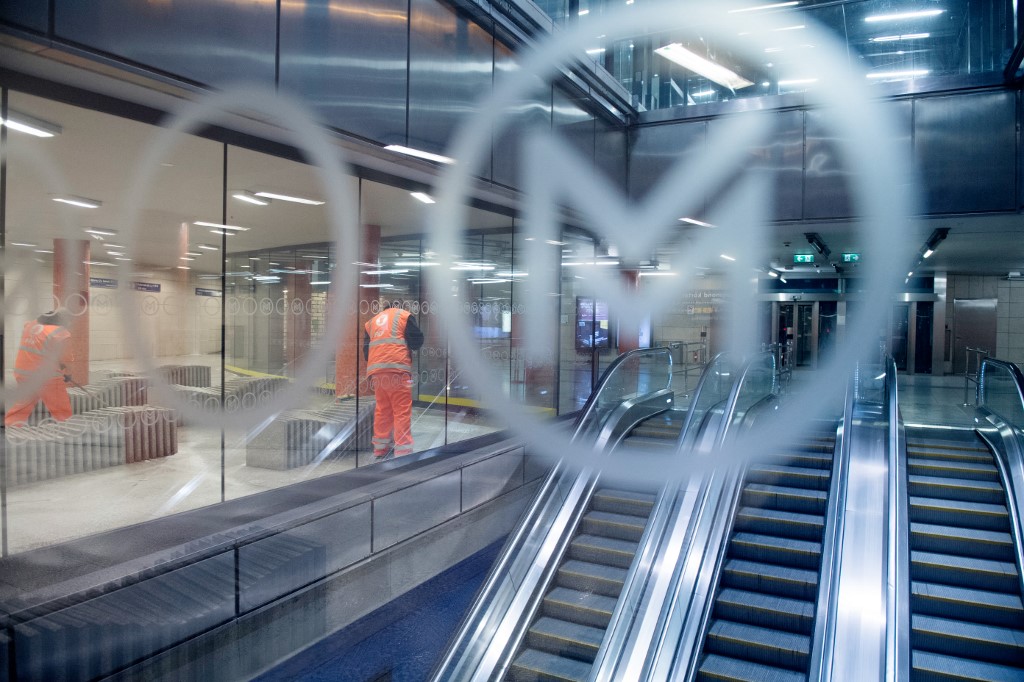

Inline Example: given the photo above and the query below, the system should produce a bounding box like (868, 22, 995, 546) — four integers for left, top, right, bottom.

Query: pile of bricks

(246, 399, 375, 470)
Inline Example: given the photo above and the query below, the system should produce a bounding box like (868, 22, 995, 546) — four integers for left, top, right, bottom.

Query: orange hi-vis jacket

(13, 321, 73, 383)
(365, 308, 413, 376)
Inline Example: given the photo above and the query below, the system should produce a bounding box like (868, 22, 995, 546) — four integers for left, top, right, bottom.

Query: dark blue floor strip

(254, 538, 505, 682)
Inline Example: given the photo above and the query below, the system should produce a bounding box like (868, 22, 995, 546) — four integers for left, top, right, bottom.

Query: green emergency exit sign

(794, 254, 814, 263)
(841, 253, 860, 262)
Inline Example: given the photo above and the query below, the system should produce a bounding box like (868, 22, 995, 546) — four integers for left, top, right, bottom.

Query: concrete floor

(1, 358, 979, 555)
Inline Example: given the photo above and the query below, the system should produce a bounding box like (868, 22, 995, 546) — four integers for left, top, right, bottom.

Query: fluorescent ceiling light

(638, 271, 677, 277)
(194, 221, 250, 231)
(867, 69, 929, 80)
(769, 271, 779, 277)
(865, 9, 944, 22)
(253, 191, 324, 205)
(923, 248, 934, 258)
(578, 8, 589, 15)
(11, 241, 38, 247)
(394, 261, 440, 267)
(655, 43, 754, 90)
(586, 48, 606, 55)
(312, 281, 332, 286)
(177, 266, 191, 270)
(84, 227, 117, 237)
(907, 271, 914, 277)
(197, 244, 219, 250)
(115, 257, 132, 261)
(53, 195, 102, 209)
(383, 144, 456, 165)
(720, 254, 736, 261)
(730, 1, 798, 12)
(185, 251, 201, 256)
(232, 190, 270, 206)
(85, 260, 114, 266)
(680, 217, 716, 228)
(106, 251, 125, 257)
(410, 192, 435, 204)
(451, 262, 495, 271)
(779, 78, 818, 86)
(562, 260, 621, 266)
(469, 278, 511, 284)
(181, 257, 195, 261)
(774, 24, 806, 31)
(871, 32, 930, 42)
(360, 283, 395, 288)
(691, 89, 717, 98)
(363, 269, 409, 275)
(1, 111, 62, 137)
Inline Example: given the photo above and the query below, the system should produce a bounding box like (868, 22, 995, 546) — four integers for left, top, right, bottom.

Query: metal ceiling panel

(279, 0, 408, 146)
(491, 40, 552, 190)
(627, 120, 707, 205)
(54, 0, 276, 88)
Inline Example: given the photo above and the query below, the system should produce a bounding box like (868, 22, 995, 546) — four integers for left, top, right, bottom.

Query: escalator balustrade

(905, 431, 1024, 681)
(507, 409, 685, 681)
(695, 426, 837, 682)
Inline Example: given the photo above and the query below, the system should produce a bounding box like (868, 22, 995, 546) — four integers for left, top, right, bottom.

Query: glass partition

(575, 347, 673, 441)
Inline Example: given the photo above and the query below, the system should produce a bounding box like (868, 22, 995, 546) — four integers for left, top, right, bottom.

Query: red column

(53, 239, 90, 384)
(286, 260, 312, 375)
(334, 225, 380, 398)
(617, 270, 641, 354)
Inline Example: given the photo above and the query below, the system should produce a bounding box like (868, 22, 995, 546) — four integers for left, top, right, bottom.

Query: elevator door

(952, 298, 997, 375)
(778, 303, 816, 367)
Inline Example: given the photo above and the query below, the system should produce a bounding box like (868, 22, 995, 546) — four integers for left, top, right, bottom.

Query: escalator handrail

(978, 357, 1024, 424)
(713, 350, 777, 449)
(428, 347, 673, 681)
(589, 355, 741, 681)
(572, 346, 674, 437)
(884, 355, 910, 682)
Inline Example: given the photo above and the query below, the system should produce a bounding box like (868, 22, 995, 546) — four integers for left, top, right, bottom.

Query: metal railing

(963, 346, 989, 406)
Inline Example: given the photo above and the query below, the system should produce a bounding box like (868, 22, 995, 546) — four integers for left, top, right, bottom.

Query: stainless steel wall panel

(461, 451, 524, 511)
(914, 91, 1016, 214)
(628, 121, 707, 203)
(279, 0, 408, 146)
(595, 116, 627, 191)
(491, 40, 552, 189)
(804, 108, 853, 219)
(707, 110, 803, 221)
(553, 86, 595, 167)
(408, 0, 494, 160)
(372, 470, 461, 551)
(54, 0, 276, 88)
(0, 1, 47, 32)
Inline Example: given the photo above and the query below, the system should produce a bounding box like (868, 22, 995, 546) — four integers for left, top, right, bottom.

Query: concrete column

(53, 239, 89, 384)
(285, 261, 312, 376)
(617, 270, 641, 353)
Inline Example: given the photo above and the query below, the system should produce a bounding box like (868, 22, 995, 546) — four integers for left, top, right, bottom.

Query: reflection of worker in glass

(6, 309, 75, 426)
(364, 305, 424, 458)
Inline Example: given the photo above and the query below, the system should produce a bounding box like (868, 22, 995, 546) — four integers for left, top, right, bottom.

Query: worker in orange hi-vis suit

(6, 309, 76, 426)
(363, 306, 424, 459)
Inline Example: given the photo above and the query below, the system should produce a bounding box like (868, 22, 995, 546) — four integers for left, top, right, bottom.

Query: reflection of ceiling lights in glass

(84, 227, 117, 237)
(197, 244, 219, 250)
(253, 191, 324, 205)
(867, 69, 930, 80)
(865, 9, 943, 22)
(778, 77, 818, 86)
(359, 283, 394, 288)
(394, 261, 439, 267)
(691, 89, 716, 98)
(2, 111, 62, 137)
(679, 217, 716, 227)
(720, 254, 736, 261)
(232, 190, 270, 206)
(654, 43, 754, 90)
(54, 195, 102, 209)
(729, 1, 799, 13)
(194, 221, 251, 231)
(363, 269, 409, 275)
(871, 32, 930, 42)
(410, 192, 435, 204)
(384, 144, 456, 165)
(10, 241, 37, 247)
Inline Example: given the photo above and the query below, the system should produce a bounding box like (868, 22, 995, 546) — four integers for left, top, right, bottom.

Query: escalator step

(542, 586, 617, 630)
(907, 457, 999, 482)
(911, 581, 1024, 628)
(760, 451, 833, 470)
(704, 619, 810, 671)
(556, 559, 628, 598)
(908, 475, 1006, 505)
(581, 510, 648, 543)
(746, 464, 831, 491)
(507, 647, 592, 682)
(912, 614, 1024, 667)
(620, 435, 676, 453)
(526, 616, 605, 664)
(591, 489, 656, 517)
(721, 559, 819, 601)
(741, 484, 827, 515)
(714, 588, 814, 634)
(911, 649, 1024, 682)
(568, 534, 638, 569)
(697, 653, 807, 682)
(908, 496, 1010, 532)
(910, 522, 1015, 561)
(730, 533, 822, 570)
(910, 551, 1020, 594)
(734, 506, 825, 542)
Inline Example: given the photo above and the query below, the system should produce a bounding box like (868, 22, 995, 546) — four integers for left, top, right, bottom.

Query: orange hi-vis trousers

(6, 378, 73, 426)
(370, 371, 413, 457)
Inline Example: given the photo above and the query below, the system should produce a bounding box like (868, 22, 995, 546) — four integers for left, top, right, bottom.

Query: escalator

(508, 411, 685, 681)
(904, 428, 1024, 680)
(694, 423, 838, 682)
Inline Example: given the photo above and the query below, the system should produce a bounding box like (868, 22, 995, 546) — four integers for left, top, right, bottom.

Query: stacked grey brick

(25, 376, 149, 424)
(246, 400, 375, 470)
